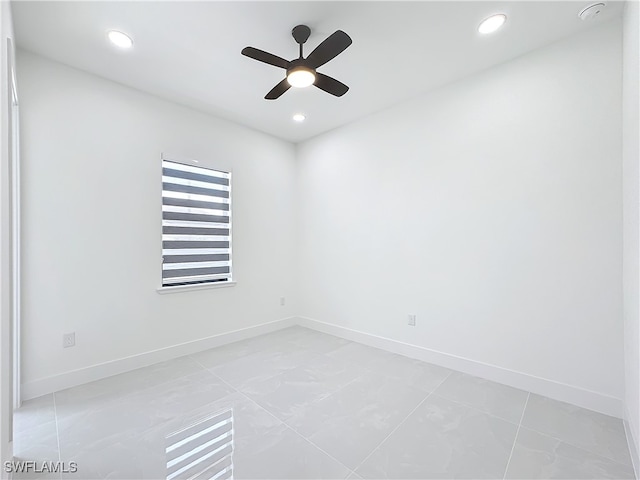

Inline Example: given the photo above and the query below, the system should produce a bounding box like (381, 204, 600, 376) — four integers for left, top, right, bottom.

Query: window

(162, 157, 232, 287)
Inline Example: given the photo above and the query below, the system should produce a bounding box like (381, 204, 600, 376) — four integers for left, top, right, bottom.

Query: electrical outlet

(280, 297, 286, 306)
(63, 332, 75, 348)
(408, 314, 416, 326)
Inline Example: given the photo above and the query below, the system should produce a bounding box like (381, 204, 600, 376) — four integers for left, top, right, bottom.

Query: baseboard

(21, 317, 297, 401)
(21, 314, 624, 420)
(624, 405, 640, 479)
(298, 316, 624, 418)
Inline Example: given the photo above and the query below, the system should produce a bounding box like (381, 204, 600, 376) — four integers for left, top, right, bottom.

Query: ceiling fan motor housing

(288, 59, 315, 76)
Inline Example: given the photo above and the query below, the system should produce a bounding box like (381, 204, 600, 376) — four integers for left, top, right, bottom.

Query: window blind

(162, 160, 231, 287)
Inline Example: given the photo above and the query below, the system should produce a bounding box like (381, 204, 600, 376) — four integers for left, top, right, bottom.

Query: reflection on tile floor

(12, 326, 635, 479)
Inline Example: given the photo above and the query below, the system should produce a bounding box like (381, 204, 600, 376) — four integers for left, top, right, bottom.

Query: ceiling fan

(241, 25, 352, 100)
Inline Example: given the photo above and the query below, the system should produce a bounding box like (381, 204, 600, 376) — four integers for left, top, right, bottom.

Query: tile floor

(12, 326, 636, 479)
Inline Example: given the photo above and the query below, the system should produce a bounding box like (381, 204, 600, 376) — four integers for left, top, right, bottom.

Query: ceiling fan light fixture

(287, 67, 316, 88)
(242, 25, 351, 99)
(478, 14, 507, 34)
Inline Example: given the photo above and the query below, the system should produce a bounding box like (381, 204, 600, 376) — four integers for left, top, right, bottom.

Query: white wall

(297, 21, 624, 415)
(0, 0, 14, 473)
(17, 51, 297, 395)
(623, 0, 640, 471)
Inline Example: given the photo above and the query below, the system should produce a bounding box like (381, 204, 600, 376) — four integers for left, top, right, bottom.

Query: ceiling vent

(578, 3, 606, 20)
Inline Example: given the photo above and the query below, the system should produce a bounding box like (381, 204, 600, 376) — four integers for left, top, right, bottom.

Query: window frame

(157, 153, 235, 294)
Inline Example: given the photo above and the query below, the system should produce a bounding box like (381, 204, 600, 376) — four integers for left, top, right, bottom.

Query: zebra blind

(162, 159, 231, 287)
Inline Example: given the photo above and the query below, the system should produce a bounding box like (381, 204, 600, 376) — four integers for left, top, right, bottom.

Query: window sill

(156, 281, 236, 295)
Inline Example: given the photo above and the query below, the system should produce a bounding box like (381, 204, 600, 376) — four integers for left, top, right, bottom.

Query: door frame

(8, 38, 20, 410)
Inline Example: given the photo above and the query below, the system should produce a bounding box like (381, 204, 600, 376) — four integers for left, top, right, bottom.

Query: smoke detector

(579, 3, 606, 20)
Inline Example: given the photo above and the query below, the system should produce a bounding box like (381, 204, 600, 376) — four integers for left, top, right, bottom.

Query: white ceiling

(12, 1, 623, 143)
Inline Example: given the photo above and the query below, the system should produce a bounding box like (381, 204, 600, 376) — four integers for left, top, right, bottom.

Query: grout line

(52, 392, 63, 480)
(199, 338, 631, 477)
(188, 355, 240, 394)
(191, 353, 358, 476)
(220, 377, 356, 477)
(190, 349, 366, 425)
(43, 332, 631, 479)
(281, 418, 357, 478)
(504, 391, 633, 470)
(502, 391, 530, 480)
(283, 372, 366, 425)
(516, 424, 636, 470)
(428, 391, 523, 427)
(350, 370, 454, 475)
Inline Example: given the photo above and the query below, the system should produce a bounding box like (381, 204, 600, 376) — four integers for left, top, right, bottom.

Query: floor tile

(327, 342, 399, 370)
(250, 326, 313, 344)
(190, 339, 262, 369)
(12, 420, 61, 480)
(137, 369, 235, 420)
(13, 420, 59, 462)
(143, 391, 283, 476)
(240, 359, 361, 420)
(286, 372, 429, 470)
(505, 427, 635, 479)
(60, 392, 283, 480)
(368, 354, 452, 393)
(297, 353, 368, 386)
(241, 327, 317, 354)
(328, 343, 452, 393)
(54, 355, 204, 414)
(61, 433, 164, 480)
(11, 464, 63, 480)
(356, 394, 518, 479)
(288, 330, 352, 354)
(12, 327, 636, 480)
(233, 423, 351, 479)
(434, 372, 528, 423)
(13, 394, 56, 434)
(57, 393, 163, 462)
(521, 394, 632, 465)
(195, 391, 284, 442)
(210, 348, 319, 389)
(57, 369, 234, 459)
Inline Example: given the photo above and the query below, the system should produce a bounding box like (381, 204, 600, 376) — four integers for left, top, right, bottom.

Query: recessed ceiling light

(293, 113, 306, 122)
(579, 3, 606, 21)
(478, 14, 507, 34)
(107, 30, 133, 49)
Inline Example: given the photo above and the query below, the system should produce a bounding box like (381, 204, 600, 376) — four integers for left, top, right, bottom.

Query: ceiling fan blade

(241, 47, 289, 69)
(314, 73, 349, 97)
(265, 79, 291, 100)
(305, 30, 352, 69)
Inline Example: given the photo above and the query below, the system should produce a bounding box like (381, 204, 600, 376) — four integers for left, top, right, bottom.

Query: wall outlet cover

(63, 332, 75, 348)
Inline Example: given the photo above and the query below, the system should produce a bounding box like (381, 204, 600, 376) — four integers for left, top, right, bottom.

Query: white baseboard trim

(21, 315, 624, 420)
(624, 405, 640, 479)
(21, 317, 297, 401)
(297, 316, 624, 418)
